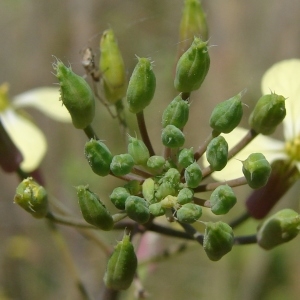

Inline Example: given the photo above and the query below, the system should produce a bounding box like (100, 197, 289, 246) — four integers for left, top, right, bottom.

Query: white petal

(261, 59, 300, 141)
(13, 87, 71, 123)
(1, 109, 47, 172)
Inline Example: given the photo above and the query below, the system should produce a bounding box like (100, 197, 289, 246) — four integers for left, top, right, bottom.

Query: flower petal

(13, 87, 71, 123)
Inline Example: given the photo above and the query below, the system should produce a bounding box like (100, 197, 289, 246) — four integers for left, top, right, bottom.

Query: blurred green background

(1, 0, 300, 299)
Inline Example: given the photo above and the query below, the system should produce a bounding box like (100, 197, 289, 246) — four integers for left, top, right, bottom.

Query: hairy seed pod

(147, 155, 166, 172)
(109, 187, 130, 210)
(177, 187, 194, 205)
(176, 203, 202, 223)
(206, 136, 228, 171)
(184, 162, 202, 188)
(161, 125, 185, 148)
(142, 178, 156, 204)
(128, 136, 150, 166)
(125, 196, 150, 224)
(110, 154, 134, 176)
(178, 147, 194, 168)
(149, 202, 166, 217)
(104, 233, 137, 290)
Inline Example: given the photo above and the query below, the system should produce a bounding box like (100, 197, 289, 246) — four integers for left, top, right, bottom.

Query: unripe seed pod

(110, 154, 134, 176)
(176, 203, 202, 223)
(174, 36, 210, 93)
(162, 95, 190, 128)
(124, 180, 141, 195)
(104, 233, 137, 290)
(242, 153, 271, 189)
(203, 221, 234, 261)
(142, 178, 155, 204)
(109, 187, 130, 210)
(54, 60, 95, 129)
(126, 57, 156, 113)
(177, 187, 194, 205)
(128, 136, 150, 166)
(147, 155, 165, 172)
(161, 125, 185, 148)
(14, 177, 48, 218)
(125, 196, 150, 224)
(184, 162, 202, 188)
(149, 202, 166, 217)
(209, 185, 237, 215)
(76, 185, 114, 230)
(178, 147, 194, 168)
(85, 139, 113, 177)
(156, 182, 177, 201)
(206, 136, 228, 171)
(209, 92, 243, 134)
(257, 209, 300, 250)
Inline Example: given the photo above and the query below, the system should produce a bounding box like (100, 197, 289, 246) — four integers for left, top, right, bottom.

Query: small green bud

(160, 195, 178, 209)
(178, 147, 194, 168)
(85, 139, 113, 177)
(209, 185, 237, 215)
(126, 57, 156, 113)
(209, 92, 244, 134)
(156, 182, 177, 200)
(104, 233, 137, 290)
(54, 60, 95, 129)
(76, 185, 114, 231)
(162, 168, 181, 186)
(125, 196, 150, 224)
(149, 202, 166, 217)
(249, 93, 286, 135)
(147, 155, 166, 172)
(128, 136, 150, 166)
(161, 125, 185, 148)
(203, 221, 234, 261)
(109, 187, 130, 210)
(242, 153, 271, 189)
(257, 209, 300, 250)
(110, 154, 134, 176)
(184, 162, 202, 188)
(162, 95, 190, 128)
(142, 178, 156, 204)
(14, 177, 48, 218)
(206, 136, 228, 171)
(177, 187, 194, 205)
(123, 180, 141, 195)
(176, 203, 202, 223)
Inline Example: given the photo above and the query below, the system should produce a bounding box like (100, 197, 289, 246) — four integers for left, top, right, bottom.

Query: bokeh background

(1, 0, 300, 299)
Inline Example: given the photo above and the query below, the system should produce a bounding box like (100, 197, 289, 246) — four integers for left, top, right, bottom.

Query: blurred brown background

(1, 0, 300, 299)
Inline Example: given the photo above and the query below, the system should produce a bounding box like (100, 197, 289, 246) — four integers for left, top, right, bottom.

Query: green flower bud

(162, 168, 181, 186)
(209, 92, 244, 134)
(242, 153, 271, 189)
(178, 147, 194, 168)
(176, 203, 202, 223)
(184, 162, 202, 188)
(162, 95, 190, 128)
(174, 36, 210, 93)
(126, 57, 156, 113)
(161, 125, 185, 148)
(206, 136, 228, 171)
(160, 195, 178, 209)
(14, 177, 48, 218)
(142, 178, 156, 204)
(149, 202, 166, 217)
(54, 60, 95, 129)
(123, 180, 141, 195)
(128, 136, 150, 166)
(110, 154, 134, 176)
(156, 182, 177, 200)
(177, 187, 194, 205)
(109, 187, 130, 210)
(209, 185, 237, 215)
(76, 185, 114, 230)
(203, 221, 234, 261)
(99, 29, 127, 103)
(257, 209, 300, 250)
(84, 139, 113, 177)
(125, 196, 150, 224)
(249, 93, 286, 135)
(104, 233, 137, 290)
(147, 155, 166, 172)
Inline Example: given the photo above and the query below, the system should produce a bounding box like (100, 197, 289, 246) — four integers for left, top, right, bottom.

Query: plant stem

(229, 211, 250, 228)
(83, 124, 99, 140)
(234, 234, 257, 245)
(194, 130, 220, 161)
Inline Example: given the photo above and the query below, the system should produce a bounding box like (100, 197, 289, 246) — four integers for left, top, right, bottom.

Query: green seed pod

(242, 153, 271, 189)
(84, 139, 113, 177)
(206, 136, 228, 171)
(123, 180, 141, 195)
(110, 154, 134, 176)
(142, 178, 156, 204)
(156, 182, 177, 201)
(76, 185, 114, 231)
(126, 57, 156, 113)
(178, 147, 194, 168)
(54, 60, 95, 129)
(128, 136, 150, 166)
(149, 202, 166, 217)
(14, 177, 48, 218)
(203, 221, 234, 261)
(147, 155, 166, 172)
(209, 92, 244, 134)
(209, 185, 237, 215)
(109, 187, 130, 210)
(174, 36, 210, 93)
(184, 162, 202, 188)
(161, 125, 185, 148)
(99, 28, 127, 104)
(176, 203, 202, 223)
(177, 187, 194, 205)
(257, 209, 300, 250)
(104, 233, 137, 290)
(162, 95, 190, 128)
(125, 196, 150, 224)
(249, 93, 286, 135)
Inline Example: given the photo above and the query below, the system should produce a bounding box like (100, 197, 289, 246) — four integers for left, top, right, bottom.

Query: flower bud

(142, 178, 156, 204)
(155, 182, 177, 200)
(161, 125, 185, 148)
(203, 221, 234, 261)
(177, 187, 194, 205)
(160, 195, 178, 209)
(242, 153, 271, 189)
(249, 93, 286, 135)
(147, 155, 165, 172)
(257, 209, 300, 250)
(174, 36, 210, 93)
(206, 136, 228, 171)
(123, 180, 141, 195)
(178, 147, 194, 168)
(54, 60, 95, 129)
(84, 139, 113, 177)
(184, 162, 202, 188)
(14, 177, 48, 218)
(125, 196, 150, 224)
(149, 202, 166, 217)
(209, 185, 236, 215)
(162, 168, 181, 186)
(209, 92, 243, 134)
(128, 136, 150, 166)
(126, 57, 156, 113)
(109, 187, 130, 210)
(110, 154, 134, 176)
(76, 185, 114, 231)
(104, 233, 137, 290)
(176, 203, 202, 223)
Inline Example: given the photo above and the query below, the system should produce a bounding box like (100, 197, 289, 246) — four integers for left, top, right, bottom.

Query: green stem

(194, 130, 220, 161)
(229, 211, 251, 229)
(234, 234, 257, 245)
(83, 124, 99, 140)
